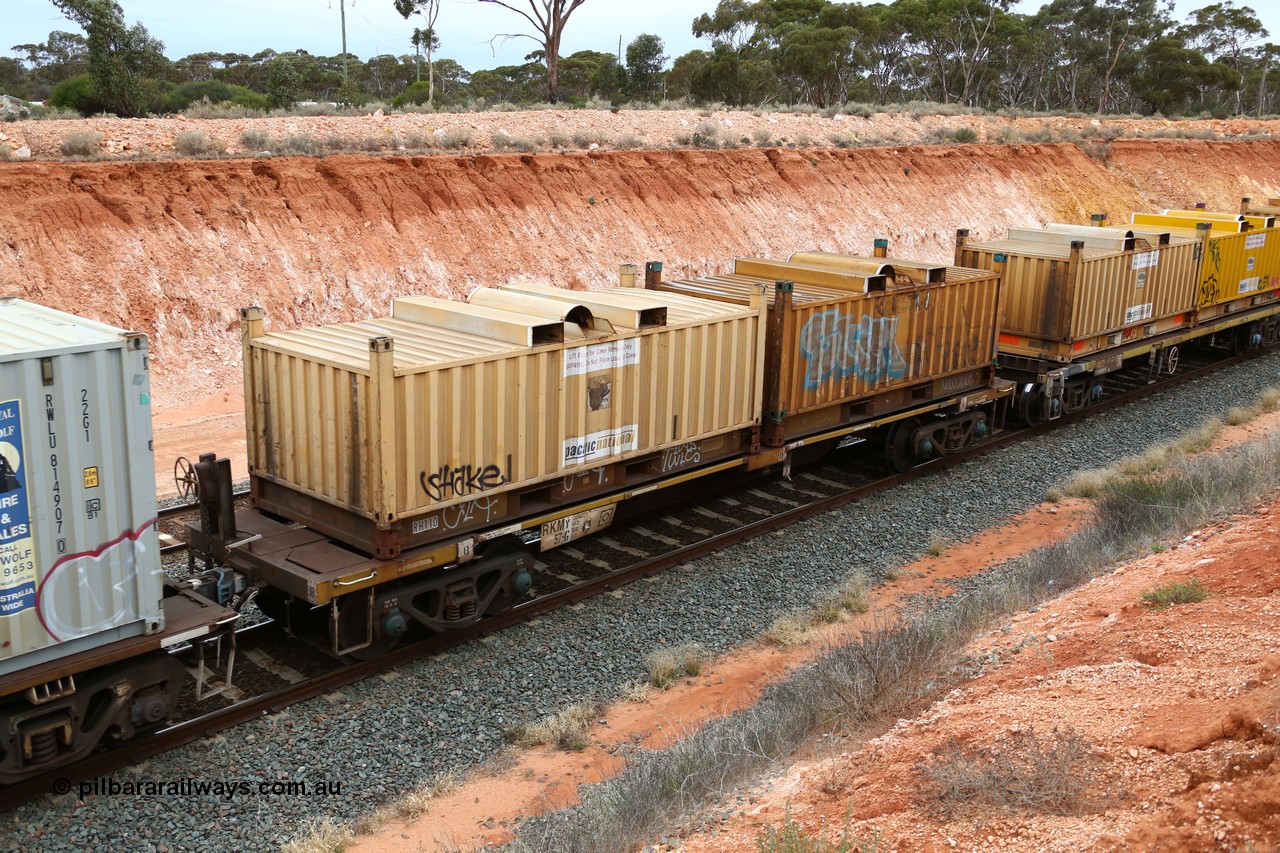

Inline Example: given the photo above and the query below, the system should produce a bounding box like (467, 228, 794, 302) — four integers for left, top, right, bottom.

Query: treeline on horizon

(2, 0, 1277, 119)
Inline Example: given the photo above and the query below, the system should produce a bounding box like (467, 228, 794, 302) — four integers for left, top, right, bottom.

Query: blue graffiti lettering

(799, 310, 908, 390)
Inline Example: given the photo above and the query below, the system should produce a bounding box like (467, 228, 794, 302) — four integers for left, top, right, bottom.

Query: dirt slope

(4, 138, 1279, 415)
(674, 491, 1280, 853)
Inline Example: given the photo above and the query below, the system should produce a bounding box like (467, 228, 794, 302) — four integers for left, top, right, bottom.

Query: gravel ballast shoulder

(4, 351, 1279, 852)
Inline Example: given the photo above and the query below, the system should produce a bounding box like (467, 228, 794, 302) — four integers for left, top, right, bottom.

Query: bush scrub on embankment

(504, 426, 1280, 852)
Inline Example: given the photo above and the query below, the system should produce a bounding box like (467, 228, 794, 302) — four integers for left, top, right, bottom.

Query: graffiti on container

(421, 456, 513, 502)
(559, 466, 608, 495)
(1199, 274, 1222, 307)
(36, 521, 157, 641)
(799, 311, 907, 390)
(442, 496, 502, 531)
(660, 443, 701, 473)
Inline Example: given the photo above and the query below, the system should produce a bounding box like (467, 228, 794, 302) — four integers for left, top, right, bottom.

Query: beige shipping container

(958, 226, 1201, 361)
(653, 253, 1002, 445)
(243, 285, 764, 558)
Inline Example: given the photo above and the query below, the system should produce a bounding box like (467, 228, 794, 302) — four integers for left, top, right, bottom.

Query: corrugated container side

(656, 263, 1002, 438)
(245, 291, 763, 529)
(0, 300, 163, 676)
(777, 277, 1000, 416)
(959, 237, 1199, 344)
(1195, 228, 1280, 308)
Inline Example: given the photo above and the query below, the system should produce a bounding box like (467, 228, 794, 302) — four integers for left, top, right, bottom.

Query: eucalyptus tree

(394, 0, 441, 103)
(48, 0, 167, 116)
(1179, 1, 1268, 113)
(475, 0, 588, 102)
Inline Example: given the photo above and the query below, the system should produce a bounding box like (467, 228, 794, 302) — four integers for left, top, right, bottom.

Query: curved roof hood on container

(735, 257, 891, 292)
(497, 282, 668, 329)
(467, 287, 614, 339)
(788, 251, 947, 285)
(393, 293, 573, 346)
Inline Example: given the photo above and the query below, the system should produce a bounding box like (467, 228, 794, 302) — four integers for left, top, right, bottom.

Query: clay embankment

(1, 137, 1279, 483)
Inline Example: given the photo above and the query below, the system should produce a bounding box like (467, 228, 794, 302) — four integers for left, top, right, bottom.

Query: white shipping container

(0, 298, 164, 675)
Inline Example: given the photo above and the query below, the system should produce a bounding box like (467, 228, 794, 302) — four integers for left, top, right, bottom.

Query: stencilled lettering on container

(563, 425, 638, 465)
(564, 339, 640, 377)
(1131, 251, 1160, 271)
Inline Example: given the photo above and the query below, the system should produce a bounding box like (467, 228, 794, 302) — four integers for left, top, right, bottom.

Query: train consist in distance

(2, 198, 1278, 784)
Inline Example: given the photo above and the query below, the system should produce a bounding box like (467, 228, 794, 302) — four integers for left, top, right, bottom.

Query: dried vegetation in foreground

(283, 388, 1280, 853)
(502, 392, 1280, 853)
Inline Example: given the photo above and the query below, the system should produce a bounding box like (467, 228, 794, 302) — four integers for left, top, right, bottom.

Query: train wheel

(883, 419, 920, 473)
(1017, 387, 1044, 427)
(332, 589, 405, 662)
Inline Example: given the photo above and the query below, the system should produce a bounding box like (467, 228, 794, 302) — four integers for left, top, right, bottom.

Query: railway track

(0, 344, 1256, 812)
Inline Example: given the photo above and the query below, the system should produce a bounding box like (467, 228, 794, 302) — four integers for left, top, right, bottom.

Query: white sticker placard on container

(563, 424, 638, 465)
(1240, 277, 1261, 293)
(564, 339, 640, 377)
(1124, 303, 1154, 324)
(1246, 233, 1267, 250)
(1131, 251, 1159, 271)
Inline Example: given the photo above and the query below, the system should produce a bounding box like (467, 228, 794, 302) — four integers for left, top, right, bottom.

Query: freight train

(2, 198, 1278, 784)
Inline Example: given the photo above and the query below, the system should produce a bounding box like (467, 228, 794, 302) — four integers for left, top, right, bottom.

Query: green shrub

(60, 131, 103, 157)
(164, 81, 268, 113)
(439, 128, 474, 149)
(952, 127, 979, 143)
(240, 128, 272, 151)
(1141, 577, 1208, 609)
(393, 81, 434, 108)
(49, 74, 103, 117)
(173, 130, 226, 157)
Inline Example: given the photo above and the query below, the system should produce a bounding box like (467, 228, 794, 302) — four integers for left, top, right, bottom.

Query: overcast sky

(7, 0, 1279, 71)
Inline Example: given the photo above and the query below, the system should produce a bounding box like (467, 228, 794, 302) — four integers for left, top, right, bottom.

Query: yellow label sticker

(83, 467, 99, 489)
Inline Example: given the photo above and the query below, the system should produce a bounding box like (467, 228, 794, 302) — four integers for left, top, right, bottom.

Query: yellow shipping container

(958, 226, 1200, 361)
(243, 285, 765, 557)
(1130, 212, 1280, 313)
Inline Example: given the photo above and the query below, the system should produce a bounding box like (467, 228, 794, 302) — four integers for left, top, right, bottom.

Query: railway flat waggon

(652, 249, 1011, 472)
(962, 203, 1280, 422)
(12, 195, 1280, 788)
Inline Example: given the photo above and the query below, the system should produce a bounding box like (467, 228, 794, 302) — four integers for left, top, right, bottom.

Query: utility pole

(340, 0, 349, 82)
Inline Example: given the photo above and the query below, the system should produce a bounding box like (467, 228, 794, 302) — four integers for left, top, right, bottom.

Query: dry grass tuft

(507, 701, 604, 751)
(763, 612, 813, 647)
(646, 643, 709, 688)
(60, 131, 103, 157)
(917, 726, 1106, 816)
(280, 817, 355, 853)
